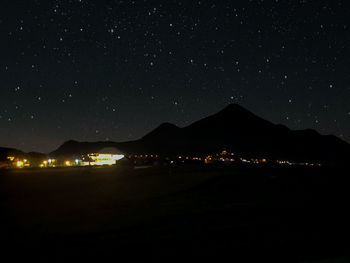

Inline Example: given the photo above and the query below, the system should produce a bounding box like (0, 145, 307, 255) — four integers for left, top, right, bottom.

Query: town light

(83, 153, 125, 166)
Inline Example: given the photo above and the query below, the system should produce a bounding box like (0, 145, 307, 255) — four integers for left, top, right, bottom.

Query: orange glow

(16, 161, 24, 168)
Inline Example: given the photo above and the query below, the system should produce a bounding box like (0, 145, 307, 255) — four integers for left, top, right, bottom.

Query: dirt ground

(0, 165, 349, 262)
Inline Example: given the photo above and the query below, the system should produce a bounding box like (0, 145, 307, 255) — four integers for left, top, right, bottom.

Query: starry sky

(0, 0, 349, 153)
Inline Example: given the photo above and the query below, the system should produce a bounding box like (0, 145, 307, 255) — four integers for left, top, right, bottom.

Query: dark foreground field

(0, 164, 349, 262)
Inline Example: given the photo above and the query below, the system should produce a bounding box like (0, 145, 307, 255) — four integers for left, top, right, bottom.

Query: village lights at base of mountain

(37, 153, 126, 168)
(83, 153, 125, 166)
(175, 151, 267, 165)
(30, 153, 125, 168)
(276, 160, 321, 167)
(6, 157, 30, 168)
(131, 154, 159, 158)
(17, 160, 24, 168)
(131, 151, 321, 167)
(4, 150, 321, 169)
(40, 159, 56, 168)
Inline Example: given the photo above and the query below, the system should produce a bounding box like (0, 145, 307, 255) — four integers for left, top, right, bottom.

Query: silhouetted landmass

(0, 147, 26, 161)
(0, 147, 46, 162)
(1, 104, 349, 164)
(1, 105, 350, 262)
(49, 140, 117, 157)
(51, 104, 350, 164)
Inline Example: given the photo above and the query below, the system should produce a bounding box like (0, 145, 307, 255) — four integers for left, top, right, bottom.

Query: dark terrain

(1, 165, 349, 262)
(50, 104, 350, 164)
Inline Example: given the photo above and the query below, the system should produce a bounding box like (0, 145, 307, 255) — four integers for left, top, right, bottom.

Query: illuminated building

(83, 153, 124, 166)
(7, 156, 30, 168)
(16, 161, 24, 168)
(82, 147, 125, 166)
(40, 159, 57, 168)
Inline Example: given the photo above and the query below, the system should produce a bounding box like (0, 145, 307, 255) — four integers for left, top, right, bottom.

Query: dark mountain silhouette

(141, 122, 181, 141)
(49, 140, 117, 157)
(49, 104, 349, 163)
(0, 147, 46, 162)
(0, 147, 26, 161)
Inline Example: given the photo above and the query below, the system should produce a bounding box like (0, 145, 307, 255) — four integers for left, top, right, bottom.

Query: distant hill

(49, 104, 350, 164)
(0, 147, 46, 162)
(0, 147, 26, 161)
(49, 140, 118, 157)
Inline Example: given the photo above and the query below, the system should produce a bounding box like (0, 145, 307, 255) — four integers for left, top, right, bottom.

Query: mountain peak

(224, 103, 245, 110)
(38, 104, 350, 162)
(62, 140, 79, 145)
(142, 122, 180, 141)
(158, 122, 178, 129)
(219, 103, 252, 115)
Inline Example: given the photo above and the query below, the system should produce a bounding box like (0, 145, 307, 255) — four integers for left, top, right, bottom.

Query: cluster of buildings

(37, 153, 125, 168)
(128, 150, 321, 167)
(2, 148, 125, 169)
(276, 160, 322, 167)
(202, 151, 267, 164)
(1, 148, 322, 170)
(5, 156, 31, 169)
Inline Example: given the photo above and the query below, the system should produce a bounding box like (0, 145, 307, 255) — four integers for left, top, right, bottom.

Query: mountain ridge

(1, 104, 349, 164)
(50, 104, 350, 163)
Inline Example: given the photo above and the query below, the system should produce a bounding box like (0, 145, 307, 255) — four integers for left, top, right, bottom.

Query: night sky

(0, 0, 349, 153)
